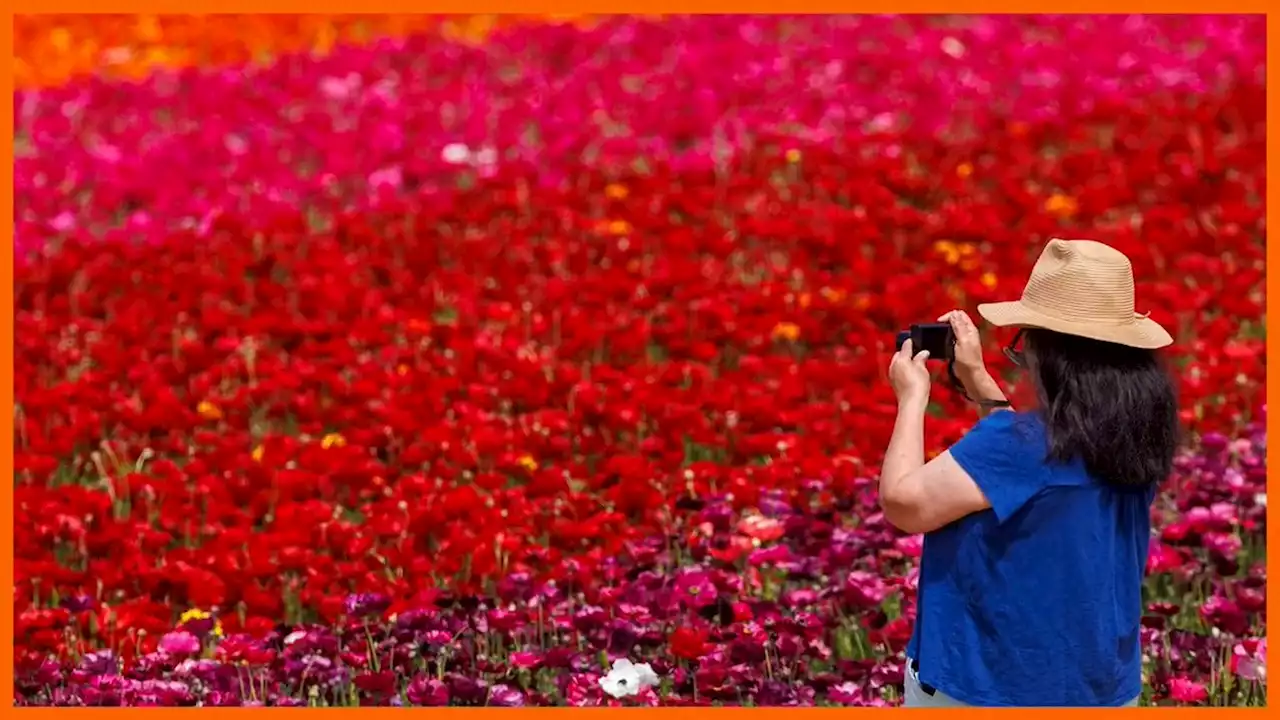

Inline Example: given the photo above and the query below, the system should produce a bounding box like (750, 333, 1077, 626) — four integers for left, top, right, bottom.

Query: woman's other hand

(889, 338, 931, 408)
(938, 309, 986, 380)
(938, 308, 1011, 414)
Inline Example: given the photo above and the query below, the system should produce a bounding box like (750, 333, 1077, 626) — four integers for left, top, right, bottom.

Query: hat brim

(977, 300, 1174, 350)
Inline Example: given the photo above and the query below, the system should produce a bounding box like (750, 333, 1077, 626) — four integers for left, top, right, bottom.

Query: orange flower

(771, 321, 801, 343)
(1044, 193, 1079, 219)
(13, 14, 625, 89)
(196, 400, 223, 421)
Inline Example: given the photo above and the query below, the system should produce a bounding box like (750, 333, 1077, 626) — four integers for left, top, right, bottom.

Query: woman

(879, 238, 1178, 707)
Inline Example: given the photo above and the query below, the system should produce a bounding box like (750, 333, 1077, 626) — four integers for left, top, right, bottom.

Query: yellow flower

(607, 219, 632, 236)
(771, 322, 801, 343)
(251, 445, 265, 463)
(197, 401, 223, 421)
(517, 454, 538, 472)
(785, 148, 802, 164)
(956, 162, 973, 179)
(981, 272, 999, 290)
(1044, 193, 1079, 218)
(605, 183, 629, 200)
(321, 433, 346, 450)
(179, 608, 211, 624)
(933, 240, 975, 266)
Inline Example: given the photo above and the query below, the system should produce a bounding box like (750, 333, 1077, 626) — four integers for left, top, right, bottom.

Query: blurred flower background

(12, 14, 1267, 707)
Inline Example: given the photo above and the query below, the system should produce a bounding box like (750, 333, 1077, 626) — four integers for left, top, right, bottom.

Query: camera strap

(946, 358, 1012, 409)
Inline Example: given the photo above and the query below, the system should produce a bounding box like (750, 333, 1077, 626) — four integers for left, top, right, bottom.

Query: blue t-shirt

(905, 410, 1155, 707)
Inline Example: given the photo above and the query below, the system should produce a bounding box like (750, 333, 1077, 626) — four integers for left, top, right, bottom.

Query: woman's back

(905, 410, 1155, 707)
(884, 240, 1179, 707)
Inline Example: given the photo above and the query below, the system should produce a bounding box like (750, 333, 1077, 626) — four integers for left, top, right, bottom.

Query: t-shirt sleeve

(948, 411, 1046, 524)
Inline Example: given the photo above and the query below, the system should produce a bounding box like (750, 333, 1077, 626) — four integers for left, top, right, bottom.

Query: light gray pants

(904, 659, 1140, 707)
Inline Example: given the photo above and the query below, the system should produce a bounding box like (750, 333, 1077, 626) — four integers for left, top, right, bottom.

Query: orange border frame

(2, 3, 1275, 716)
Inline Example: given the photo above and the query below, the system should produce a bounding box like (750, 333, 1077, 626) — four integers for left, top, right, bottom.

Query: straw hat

(977, 238, 1173, 349)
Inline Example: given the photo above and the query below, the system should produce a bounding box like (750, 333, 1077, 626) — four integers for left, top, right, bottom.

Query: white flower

(599, 658, 660, 698)
(441, 143, 471, 165)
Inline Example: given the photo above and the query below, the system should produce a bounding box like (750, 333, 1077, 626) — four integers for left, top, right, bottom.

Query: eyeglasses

(1003, 329, 1027, 368)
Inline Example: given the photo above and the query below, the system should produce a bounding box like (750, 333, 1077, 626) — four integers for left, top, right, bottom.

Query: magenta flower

(158, 631, 201, 657)
(488, 684, 526, 707)
(1169, 677, 1209, 704)
(405, 676, 449, 706)
(673, 569, 718, 609)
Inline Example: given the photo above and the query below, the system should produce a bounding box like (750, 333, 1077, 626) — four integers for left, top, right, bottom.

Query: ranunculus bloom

(1231, 638, 1266, 683)
(1168, 677, 1209, 704)
(670, 626, 710, 661)
(157, 632, 200, 657)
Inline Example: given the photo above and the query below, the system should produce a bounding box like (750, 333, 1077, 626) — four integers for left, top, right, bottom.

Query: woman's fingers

(913, 350, 930, 365)
(937, 309, 979, 340)
(890, 338, 910, 373)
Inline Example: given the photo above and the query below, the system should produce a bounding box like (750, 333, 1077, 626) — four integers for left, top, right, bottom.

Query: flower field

(12, 14, 1268, 707)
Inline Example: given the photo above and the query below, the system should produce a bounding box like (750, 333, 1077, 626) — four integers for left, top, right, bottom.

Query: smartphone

(894, 322, 954, 361)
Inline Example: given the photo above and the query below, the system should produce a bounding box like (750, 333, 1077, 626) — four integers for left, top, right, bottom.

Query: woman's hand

(938, 309, 986, 380)
(937, 308, 1011, 414)
(889, 338, 931, 408)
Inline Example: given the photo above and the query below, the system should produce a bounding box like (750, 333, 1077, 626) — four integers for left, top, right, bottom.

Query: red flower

(670, 626, 710, 661)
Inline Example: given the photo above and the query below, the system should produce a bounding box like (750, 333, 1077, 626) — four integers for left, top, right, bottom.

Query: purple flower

(405, 676, 450, 706)
(129, 679, 194, 706)
(827, 681, 865, 705)
(446, 674, 490, 705)
(77, 651, 119, 678)
(60, 595, 97, 613)
(488, 683, 526, 707)
(344, 593, 391, 618)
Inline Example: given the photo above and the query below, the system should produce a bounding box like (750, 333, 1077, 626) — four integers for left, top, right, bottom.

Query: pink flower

(827, 681, 864, 705)
(49, 211, 76, 233)
(1231, 638, 1266, 682)
(368, 166, 403, 192)
(508, 650, 543, 670)
(1168, 677, 1209, 704)
(157, 631, 201, 657)
(564, 673, 604, 707)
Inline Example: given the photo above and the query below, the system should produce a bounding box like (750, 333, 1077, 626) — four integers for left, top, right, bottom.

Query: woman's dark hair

(1024, 329, 1179, 489)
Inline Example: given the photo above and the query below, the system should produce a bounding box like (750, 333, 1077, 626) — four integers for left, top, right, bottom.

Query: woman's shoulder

(952, 411, 1048, 475)
(970, 409, 1048, 444)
